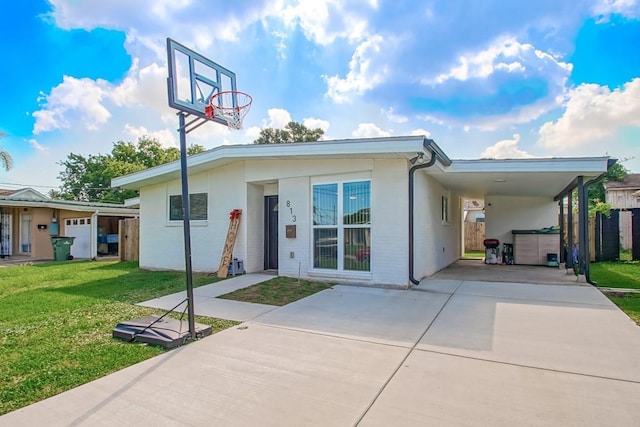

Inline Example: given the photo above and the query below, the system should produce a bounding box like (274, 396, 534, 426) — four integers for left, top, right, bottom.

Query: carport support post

(577, 176, 590, 280)
(178, 112, 196, 340)
(559, 199, 564, 264)
(567, 191, 574, 270)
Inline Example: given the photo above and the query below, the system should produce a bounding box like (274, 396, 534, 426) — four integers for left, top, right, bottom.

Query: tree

(54, 137, 205, 203)
(0, 132, 13, 171)
(253, 121, 324, 144)
(588, 161, 628, 204)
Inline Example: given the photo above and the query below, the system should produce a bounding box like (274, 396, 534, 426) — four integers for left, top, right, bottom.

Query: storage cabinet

(513, 232, 560, 265)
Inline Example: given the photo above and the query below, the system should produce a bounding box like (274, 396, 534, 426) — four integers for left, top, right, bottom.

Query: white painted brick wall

(413, 171, 462, 278)
(277, 176, 311, 279)
(485, 195, 558, 245)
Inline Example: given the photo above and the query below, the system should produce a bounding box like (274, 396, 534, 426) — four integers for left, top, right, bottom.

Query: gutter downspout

(408, 142, 438, 286)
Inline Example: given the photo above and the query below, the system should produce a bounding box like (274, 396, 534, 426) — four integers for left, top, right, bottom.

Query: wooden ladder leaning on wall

(217, 209, 242, 278)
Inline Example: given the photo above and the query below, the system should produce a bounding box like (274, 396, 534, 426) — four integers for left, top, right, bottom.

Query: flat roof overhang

(112, 136, 445, 190)
(423, 157, 611, 199)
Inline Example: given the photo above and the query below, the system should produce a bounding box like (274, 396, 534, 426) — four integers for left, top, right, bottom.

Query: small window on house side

(169, 193, 208, 221)
(442, 195, 449, 223)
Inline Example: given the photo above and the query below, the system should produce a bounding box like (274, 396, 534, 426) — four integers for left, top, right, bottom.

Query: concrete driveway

(2, 279, 640, 426)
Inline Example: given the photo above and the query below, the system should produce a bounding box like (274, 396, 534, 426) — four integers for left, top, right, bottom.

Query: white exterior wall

(413, 171, 462, 278)
(245, 183, 265, 272)
(138, 157, 419, 286)
(139, 163, 247, 272)
(370, 159, 409, 285)
(484, 195, 558, 246)
(278, 177, 311, 279)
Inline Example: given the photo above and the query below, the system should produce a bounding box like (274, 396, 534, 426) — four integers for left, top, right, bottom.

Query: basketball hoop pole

(178, 112, 196, 340)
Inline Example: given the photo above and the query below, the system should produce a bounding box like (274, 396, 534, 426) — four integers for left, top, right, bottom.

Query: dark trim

(408, 141, 440, 286)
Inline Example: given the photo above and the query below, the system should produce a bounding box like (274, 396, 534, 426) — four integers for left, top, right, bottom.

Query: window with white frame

(313, 181, 370, 271)
(169, 193, 208, 221)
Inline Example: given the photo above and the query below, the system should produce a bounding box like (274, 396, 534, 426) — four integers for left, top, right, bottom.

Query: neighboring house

(112, 136, 610, 287)
(0, 188, 139, 260)
(604, 173, 640, 250)
(464, 199, 485, 223)
(605, 174, 640, 209)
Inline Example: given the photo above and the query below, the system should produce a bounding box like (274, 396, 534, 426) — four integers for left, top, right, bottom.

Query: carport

(413, 157, 614, 283)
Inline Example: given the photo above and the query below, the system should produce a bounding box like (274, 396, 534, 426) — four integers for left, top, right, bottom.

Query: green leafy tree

(0, 132, 13, 171)
(253, 121, 324, 144)
(587, 161, 629, 214)
(54, 137, 205, 203)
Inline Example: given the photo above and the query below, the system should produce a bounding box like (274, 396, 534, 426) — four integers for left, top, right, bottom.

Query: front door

(264, 196, 278, 270)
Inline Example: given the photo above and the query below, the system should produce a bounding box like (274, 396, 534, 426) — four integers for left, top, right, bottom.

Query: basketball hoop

(205, 91, 252, 130)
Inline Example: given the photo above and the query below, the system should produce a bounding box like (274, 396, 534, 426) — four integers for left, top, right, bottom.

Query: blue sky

(1, 0, 640, 193)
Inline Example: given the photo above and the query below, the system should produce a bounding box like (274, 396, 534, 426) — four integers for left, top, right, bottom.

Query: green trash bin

(51, 237, 75, 261)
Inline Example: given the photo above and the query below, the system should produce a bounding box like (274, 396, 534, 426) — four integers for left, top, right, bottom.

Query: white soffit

(425, 157, 610, 199)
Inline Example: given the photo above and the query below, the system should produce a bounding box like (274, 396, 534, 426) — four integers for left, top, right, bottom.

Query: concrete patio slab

(360, 350, 640, 427)
(0, 324, 409, 427)
(138, 273, 278, 322)
(418, 291, 640, 382)
(252, 285, 450, 347)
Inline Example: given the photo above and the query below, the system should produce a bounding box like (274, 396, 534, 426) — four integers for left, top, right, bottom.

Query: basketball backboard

(166, 38, 237, 126)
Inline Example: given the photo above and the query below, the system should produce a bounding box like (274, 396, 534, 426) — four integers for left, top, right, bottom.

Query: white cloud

(123, 124, 177, 147)
(537, 78, 640, 152)
(281, 0, 371, 46)
(27, 139, 47, 152)
(383, 107, 408, 123)
(33, 76, 111, 133)
(303, 118, 330, 132)
(352, 123, 391, 138)
(410, 128, 431, 137)
(324, 35, 388, 103)
(481, 134, 534, 159)
(266, 108, 292, 128)
(593, 0, 639, 19)
(429, 37, 571, 85)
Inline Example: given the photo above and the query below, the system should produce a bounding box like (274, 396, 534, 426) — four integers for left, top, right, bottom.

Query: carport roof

(423, 157, 611, 199)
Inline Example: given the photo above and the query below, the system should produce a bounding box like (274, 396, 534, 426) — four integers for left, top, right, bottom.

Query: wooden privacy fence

(562, 215, 596, 262)
(119, 218, 139, 262)
(464, 222, 485, 251)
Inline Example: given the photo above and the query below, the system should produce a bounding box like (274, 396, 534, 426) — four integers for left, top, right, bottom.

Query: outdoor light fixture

(410, 152, 425, 165)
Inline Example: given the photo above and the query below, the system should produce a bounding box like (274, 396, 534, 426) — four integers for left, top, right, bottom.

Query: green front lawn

(0, 261, 236, 415)
(607, 294, 640, 325)
(590, 261, 640, 289)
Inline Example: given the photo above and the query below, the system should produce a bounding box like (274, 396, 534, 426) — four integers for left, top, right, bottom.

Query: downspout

(408, 143, 438, 286)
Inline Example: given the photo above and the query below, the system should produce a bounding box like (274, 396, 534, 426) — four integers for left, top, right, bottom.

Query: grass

(590, 260, 640, 325)
(590, 261, 640, 289)
(607, 294, 640, 325)
(463, 250, 485, 259)
(218, 276, 334, 306)
(0, 261, 236, 415)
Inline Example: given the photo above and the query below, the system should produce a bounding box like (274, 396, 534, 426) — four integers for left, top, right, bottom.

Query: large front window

(313, 181, 370, 271)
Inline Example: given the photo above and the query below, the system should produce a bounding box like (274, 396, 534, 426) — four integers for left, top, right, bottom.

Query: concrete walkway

(138, 273, 278, 321)
(2, 278, 640, 426)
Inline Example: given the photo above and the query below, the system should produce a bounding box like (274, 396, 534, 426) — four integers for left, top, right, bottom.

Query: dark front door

(264, 196, 278, 270)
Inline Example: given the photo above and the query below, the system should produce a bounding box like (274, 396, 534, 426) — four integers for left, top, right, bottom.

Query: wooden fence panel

(464, 222, 485, 251)
(119, 218, 139, 262)
(563, 215, 596, 262)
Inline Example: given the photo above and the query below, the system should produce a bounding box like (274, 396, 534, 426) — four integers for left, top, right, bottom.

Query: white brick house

(112, 136, 610, 287)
